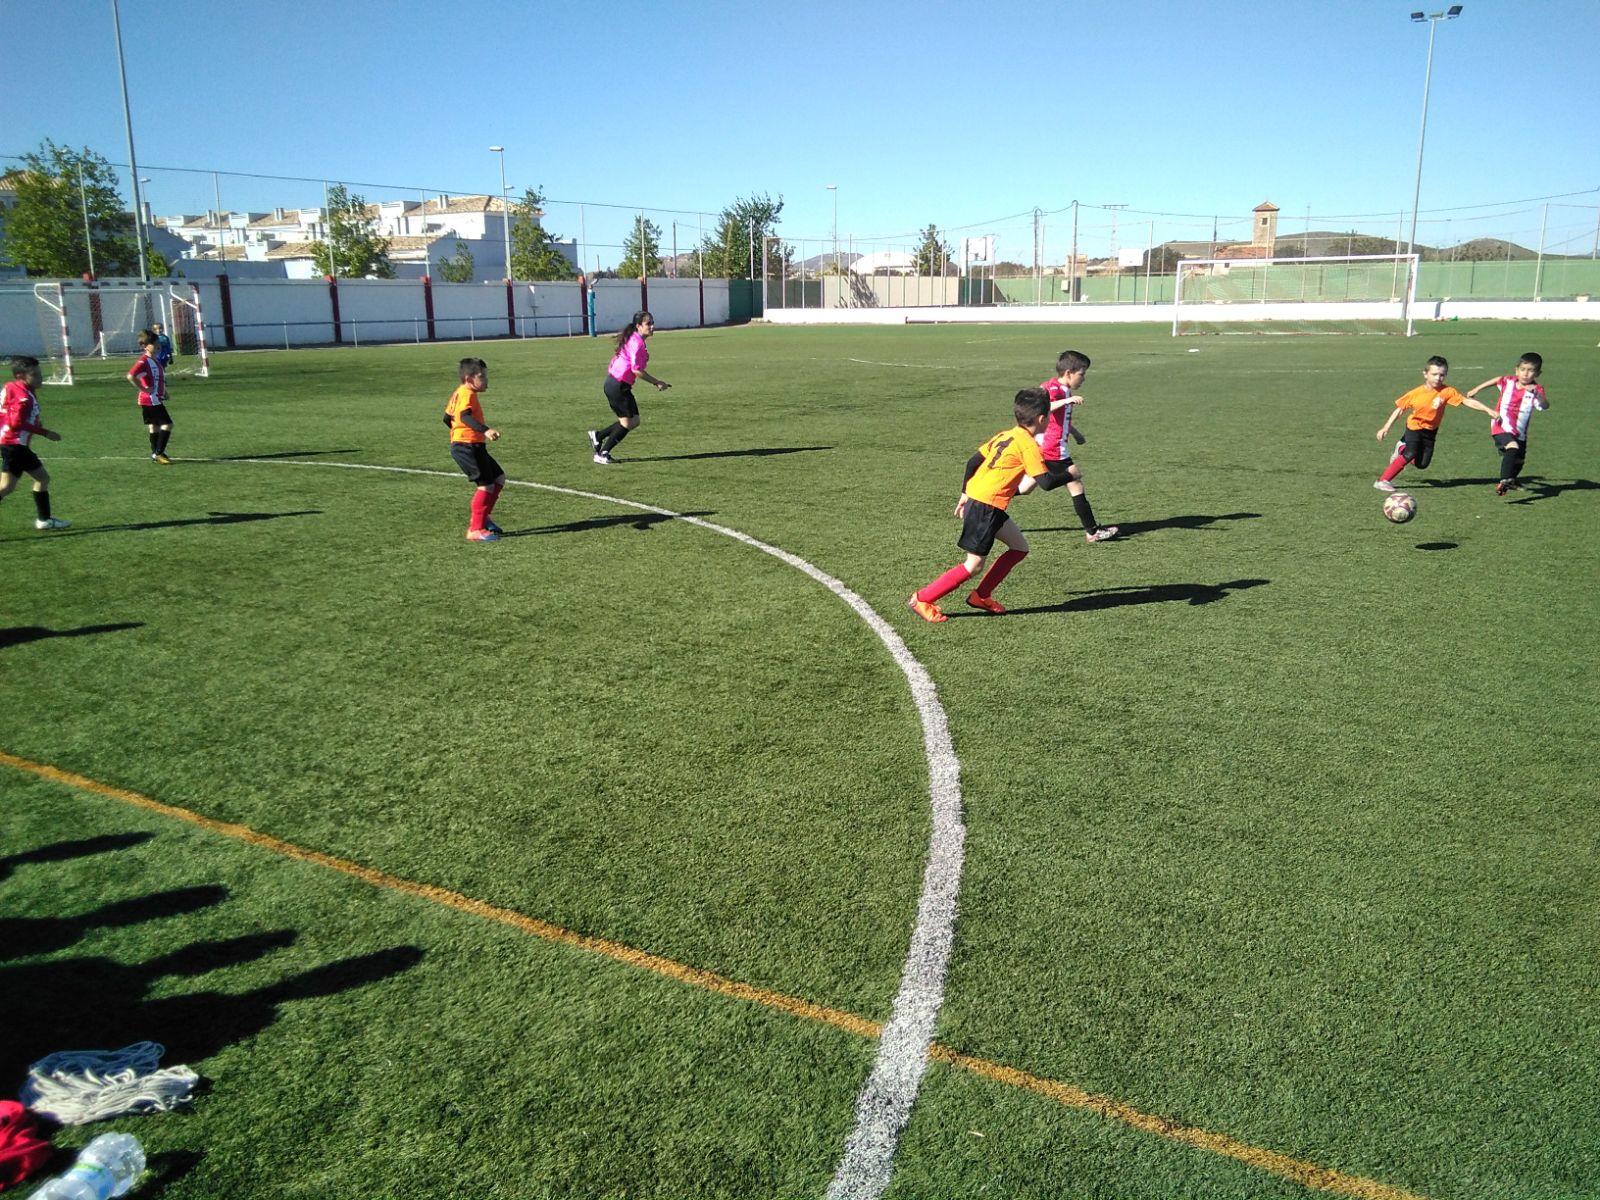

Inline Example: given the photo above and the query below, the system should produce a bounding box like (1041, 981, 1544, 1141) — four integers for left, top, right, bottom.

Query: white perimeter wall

(0, 276, 734, 358)
(765, 299, 1600, 327)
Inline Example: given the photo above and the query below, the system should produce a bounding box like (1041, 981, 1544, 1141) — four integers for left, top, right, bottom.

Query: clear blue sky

(8, 0, 1598, 268)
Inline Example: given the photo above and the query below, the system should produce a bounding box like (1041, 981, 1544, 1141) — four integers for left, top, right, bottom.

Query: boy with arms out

(908, 389, 1069, 622)
(129, 330, 175, 464)
(0, 357, 70, 530)
(1464, 352, 1549, 495)
(444, 357, 507, 542)
(1039, 349, 1117, 543)
(1374, 355, 1496, 491)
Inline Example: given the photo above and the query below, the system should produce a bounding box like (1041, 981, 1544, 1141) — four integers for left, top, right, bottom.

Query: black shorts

(139, 404, 173, 426)
(1044, 457, 1075, 479)
(604, 376, 639, 420)
(1397, 427, 1436, 469)
(958, 497, 1012, 556)
(1492, 432, 1527, 453)
(1, 444, 43, 475)
(450, 442, 503, 485)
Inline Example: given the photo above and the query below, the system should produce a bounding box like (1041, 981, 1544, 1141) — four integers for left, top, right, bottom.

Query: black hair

(1518, 352, 1543, 372)
(1425, 355, 1449, 371)
(1013, 387, 1050, 425)
(11, 356, 40, 378)
(613, 311, 653, 354)
(138, 329, 156, 347)
(1056, 349, 1090, 374)
(458, 357, 487, 380)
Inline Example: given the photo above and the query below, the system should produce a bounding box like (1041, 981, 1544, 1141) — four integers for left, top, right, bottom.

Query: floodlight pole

(826, 184, 838, 278)
(77, 161, 96, 278)
(1405, 6, 1462, 258)
(490, 146, 512, 280)
(110, 0, 149, 281)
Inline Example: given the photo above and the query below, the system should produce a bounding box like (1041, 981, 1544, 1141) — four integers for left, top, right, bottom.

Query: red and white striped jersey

(1488, 376, 1547, 439)
(0, 380, 42, 447)
(129, 353, 166, 405)
(1038, 377, 1075, 461)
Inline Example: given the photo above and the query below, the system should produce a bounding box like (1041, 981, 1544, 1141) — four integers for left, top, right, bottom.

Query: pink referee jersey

(607, 333, 648, 383)
(1488, 376, 1547, 440)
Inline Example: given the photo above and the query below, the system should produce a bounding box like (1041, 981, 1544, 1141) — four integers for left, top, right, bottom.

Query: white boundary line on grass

(221, 456, 961, 1200)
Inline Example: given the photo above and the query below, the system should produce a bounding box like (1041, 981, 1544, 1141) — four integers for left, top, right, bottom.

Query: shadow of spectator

(0, 623, 144, 650)
(0, 935, 420, 1083)
(0, 833, 154, 882)
(0, 885, 230, 961)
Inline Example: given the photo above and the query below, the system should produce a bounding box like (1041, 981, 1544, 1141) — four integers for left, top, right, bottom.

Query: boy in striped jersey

(129, 330, 174, 464)
(1465, 352, 1549, 496)
(0, 357, 69, 530)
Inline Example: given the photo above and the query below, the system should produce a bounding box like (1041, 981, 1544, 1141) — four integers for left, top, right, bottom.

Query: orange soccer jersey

(445, 383, 487, 444)
(1395, 383, 1467, 432)
(964, 424, 1046, 510)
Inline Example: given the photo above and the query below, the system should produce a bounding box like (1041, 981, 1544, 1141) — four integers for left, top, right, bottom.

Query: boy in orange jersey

(1374, 355, 1496, 491)
(907, 388, 1068, 622)
(444, 357, 507, 542)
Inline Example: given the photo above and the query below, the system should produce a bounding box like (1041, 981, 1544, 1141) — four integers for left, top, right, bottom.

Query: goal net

(1172, 253, 1420, 337)
(31, 282, 211, 384)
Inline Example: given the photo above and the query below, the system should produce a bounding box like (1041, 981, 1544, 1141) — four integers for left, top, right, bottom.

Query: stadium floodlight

(490, 146, 512, 281)
(1405, 6, 1463, 259)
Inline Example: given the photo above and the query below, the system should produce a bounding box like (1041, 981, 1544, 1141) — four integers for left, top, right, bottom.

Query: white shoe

(1373, 480, 1396, 492)
(592, 452, 612, 465)
(35, 517, 70, 530)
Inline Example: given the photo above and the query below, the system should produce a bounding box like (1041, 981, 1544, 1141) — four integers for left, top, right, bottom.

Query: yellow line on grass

(3, 749, 1425, 1200)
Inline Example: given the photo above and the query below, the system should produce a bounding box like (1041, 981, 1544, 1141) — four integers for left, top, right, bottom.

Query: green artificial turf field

(4, 320, 1597, 1199)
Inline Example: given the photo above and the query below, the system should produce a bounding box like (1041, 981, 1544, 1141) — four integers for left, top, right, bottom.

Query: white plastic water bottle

(30, 1133, 145, 1200)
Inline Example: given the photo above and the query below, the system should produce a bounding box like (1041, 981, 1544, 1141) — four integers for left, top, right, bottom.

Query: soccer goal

(1172, 253, 1420, 337)
(32, 281, 211, 384)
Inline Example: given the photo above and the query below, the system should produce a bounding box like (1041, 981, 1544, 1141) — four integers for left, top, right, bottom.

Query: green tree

(1, 140, 138, 277)
(508, 188, 574, 281)
(435, 240, 475, 283)
(699, 194, 790, 280)
(617, 216, 664, 279)
(912, 225, 954, 275)
(312, 184, 393, 278)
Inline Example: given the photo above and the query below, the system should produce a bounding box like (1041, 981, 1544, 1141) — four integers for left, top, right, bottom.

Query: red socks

(469, 489, 491, 531)
(1380, 458, 1406, 483)
(975, 549, 1027, 597)
(485, 482, 503, 518)
(916, 564, 974, 604)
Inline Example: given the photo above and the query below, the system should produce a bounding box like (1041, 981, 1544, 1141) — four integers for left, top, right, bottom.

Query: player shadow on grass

(0, 832, 154, 883)
(619, 445, 833, 463)
(1032, 512, 1261, 538)
(993, 578, 1270, 617)
(208, 449, 363, 461)
(0, 884, 229, 962)
(0, 621, 144, 649)
(1420, 476, 1600, 503)
(36, 511, 323, 539)
(0, 923, 423, 1087)
(499, 510, 714, 537)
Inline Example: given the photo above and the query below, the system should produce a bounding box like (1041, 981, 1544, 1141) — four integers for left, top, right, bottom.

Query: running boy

(0, 357, 70, 531)
(444, 357, 507, 542)
(908, 388, 1069, 622)
(588, 310, 669, 465)
(129, 330, 174, 464)
(1374, 355, 1496, 491)
(1464, 352, 1549, 495)
(1039, 349, 1117, 542)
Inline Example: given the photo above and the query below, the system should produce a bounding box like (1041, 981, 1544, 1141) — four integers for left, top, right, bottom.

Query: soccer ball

(1382, 491, 1417, 524)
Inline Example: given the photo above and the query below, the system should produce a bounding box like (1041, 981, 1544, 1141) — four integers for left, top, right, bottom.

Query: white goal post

(1172, 253, 1421, 337)
(31, 281, 211, 384)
